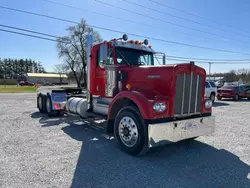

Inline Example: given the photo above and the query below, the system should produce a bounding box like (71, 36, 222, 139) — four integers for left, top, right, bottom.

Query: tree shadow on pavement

(62, 124, 250, 188)
(220, 99, 250, 103)
(213, 101, 230, 107)
(30, 112, 80, 127)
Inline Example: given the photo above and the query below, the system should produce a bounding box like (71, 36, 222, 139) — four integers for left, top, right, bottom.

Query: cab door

(95, 44, 114, 97)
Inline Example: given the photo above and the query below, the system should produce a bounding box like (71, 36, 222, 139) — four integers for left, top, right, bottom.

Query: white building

(26, 73, 68, 84)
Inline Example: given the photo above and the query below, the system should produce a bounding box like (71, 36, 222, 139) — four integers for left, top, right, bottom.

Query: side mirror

(99, 44, 108, 62)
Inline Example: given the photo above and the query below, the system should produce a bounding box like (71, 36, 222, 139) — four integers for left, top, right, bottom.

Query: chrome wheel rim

(118, 116, 138, 147)
(46, 98, 51, 112)
(38, 97, 42, 109)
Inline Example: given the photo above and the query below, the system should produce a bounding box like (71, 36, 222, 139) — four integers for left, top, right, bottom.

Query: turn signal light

(126, 84, 131, 90)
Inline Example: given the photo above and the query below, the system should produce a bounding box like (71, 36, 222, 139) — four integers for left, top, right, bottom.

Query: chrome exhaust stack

(86, 35, 94, 107)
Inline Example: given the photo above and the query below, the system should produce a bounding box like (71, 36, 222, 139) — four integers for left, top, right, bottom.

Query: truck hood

(120, 63, 206, 99)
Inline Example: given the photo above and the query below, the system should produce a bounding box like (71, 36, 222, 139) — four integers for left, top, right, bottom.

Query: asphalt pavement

(0, 93, 249, 188)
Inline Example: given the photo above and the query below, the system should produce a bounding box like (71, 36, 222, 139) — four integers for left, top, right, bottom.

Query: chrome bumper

(148, 116, 215, 148)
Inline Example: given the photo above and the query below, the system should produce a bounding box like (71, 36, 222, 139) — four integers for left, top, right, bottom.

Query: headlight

(205, 99, 213, 109)
(153, 102, 167, 112)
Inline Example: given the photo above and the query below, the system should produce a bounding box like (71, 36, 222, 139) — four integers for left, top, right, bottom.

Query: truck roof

(112, 40, 155, 53)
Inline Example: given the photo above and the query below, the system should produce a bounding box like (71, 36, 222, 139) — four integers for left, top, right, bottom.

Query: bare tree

(53, 63, 67, 85)
(57, 18, 102, 87)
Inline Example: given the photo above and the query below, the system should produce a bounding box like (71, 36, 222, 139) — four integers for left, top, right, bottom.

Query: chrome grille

(174, 73, 204, 116)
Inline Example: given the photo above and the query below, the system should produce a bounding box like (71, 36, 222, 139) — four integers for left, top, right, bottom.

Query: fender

(49, 92, 68, 111)
(108, 90, 152, 119)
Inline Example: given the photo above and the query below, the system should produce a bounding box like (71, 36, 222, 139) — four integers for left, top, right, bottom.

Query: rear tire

(37, 94, 46, 113)
(217, 96, 222, 100)
(46, 95, 60, 117)
(210, 93, 215, 103)
(114, 106, 147, 156)
(233, 94, 239, 101)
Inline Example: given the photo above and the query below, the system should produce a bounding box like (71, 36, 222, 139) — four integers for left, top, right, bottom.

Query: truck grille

(174, 73, 204, 116)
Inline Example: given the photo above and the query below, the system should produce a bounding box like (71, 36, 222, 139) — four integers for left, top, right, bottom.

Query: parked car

(41, 82, 55, 86)
(217, 85, 250, 100)
(19, 81, 34, 86)
(205, 81, 217, 103)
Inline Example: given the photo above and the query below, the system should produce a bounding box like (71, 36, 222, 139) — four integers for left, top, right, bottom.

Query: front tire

(114, 106, 147, 156)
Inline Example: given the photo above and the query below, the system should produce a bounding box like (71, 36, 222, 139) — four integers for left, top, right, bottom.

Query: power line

(94, 0, 248, 42)
(0, 24, 59, 39)
(166, 55, 250, 62)
(1, 25, 250, 65)
(0, 28, 60, 42)
(1, 5, 250, 56)
(148, 0, 250, 35)
(42, 0, 240, 44)
(166, 58, 250, 64)
(122, 0, 246, 38)
(0, 5, 78, 24)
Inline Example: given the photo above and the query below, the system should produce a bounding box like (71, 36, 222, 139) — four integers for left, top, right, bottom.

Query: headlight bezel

(153, 102, 167, 112)
(204, 99, 213, 109)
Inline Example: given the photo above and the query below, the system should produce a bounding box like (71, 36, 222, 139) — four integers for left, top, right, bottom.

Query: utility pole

(208, 62, 212, 81)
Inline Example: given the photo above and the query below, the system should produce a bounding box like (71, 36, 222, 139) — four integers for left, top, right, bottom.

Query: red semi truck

(37, 34, 215, 156)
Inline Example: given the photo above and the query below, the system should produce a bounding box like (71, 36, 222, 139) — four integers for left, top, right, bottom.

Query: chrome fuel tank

(65, 97, 88, 117)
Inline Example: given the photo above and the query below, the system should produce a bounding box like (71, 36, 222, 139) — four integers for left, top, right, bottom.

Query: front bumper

(148, 116, 215, 148)
(217, 93, 234, 98)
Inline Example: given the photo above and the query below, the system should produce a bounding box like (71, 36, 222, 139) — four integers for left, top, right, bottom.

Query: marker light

(129, 40, 134, 44)
(122, 34, 128, 41)
(126, 84, 131, 90)
(148, 45, 152, 48)
(135, 40, 140, 45)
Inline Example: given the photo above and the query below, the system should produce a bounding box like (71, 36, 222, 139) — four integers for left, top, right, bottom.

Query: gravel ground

(0, 93, 249, 188)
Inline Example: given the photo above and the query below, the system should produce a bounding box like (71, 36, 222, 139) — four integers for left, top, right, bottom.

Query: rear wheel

(210, 93, 215, 103)
(217, 96, 222, 100)
(46, 96, 60, 117)
(37, 94, 46, 113)
(114, 106, 147, 156)
(233, 94, 239, 101)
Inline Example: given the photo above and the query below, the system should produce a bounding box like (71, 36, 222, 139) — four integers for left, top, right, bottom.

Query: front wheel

(114, 106, 147, 156)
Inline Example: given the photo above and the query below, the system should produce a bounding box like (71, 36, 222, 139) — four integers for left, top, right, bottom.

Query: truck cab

(37, 34, 215, 156)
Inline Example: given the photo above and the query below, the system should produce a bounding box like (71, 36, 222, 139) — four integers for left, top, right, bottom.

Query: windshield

(115, 47, 154, 66)
(209, 81, 216, 87)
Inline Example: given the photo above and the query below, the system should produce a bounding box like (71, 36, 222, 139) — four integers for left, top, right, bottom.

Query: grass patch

(0, 85, 38, 93)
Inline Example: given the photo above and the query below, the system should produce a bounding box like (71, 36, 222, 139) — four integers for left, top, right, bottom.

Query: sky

(1, 0, 250, 73)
